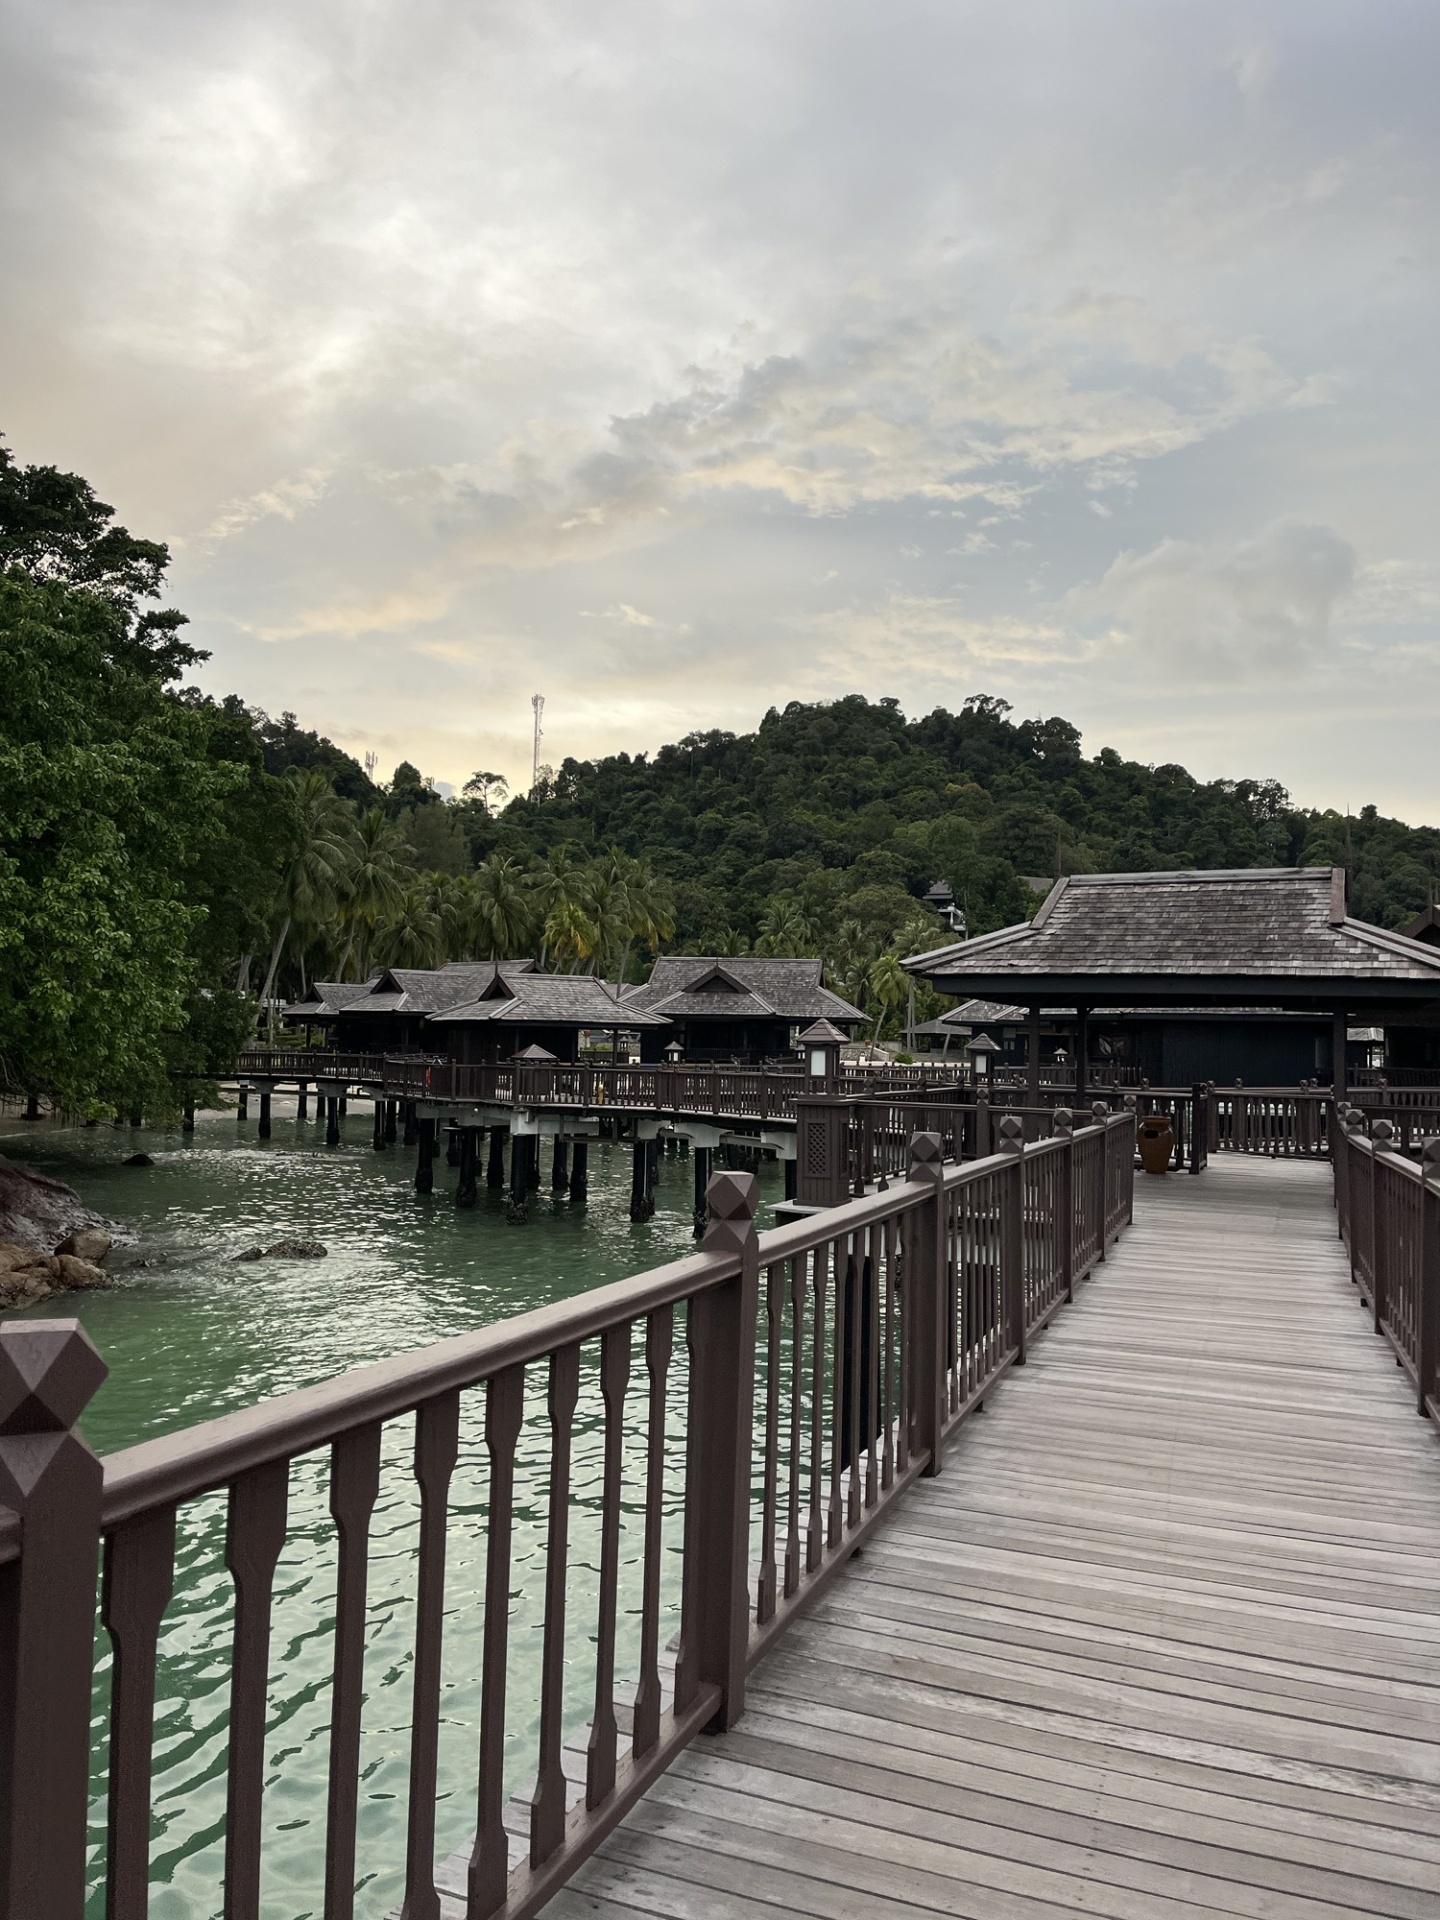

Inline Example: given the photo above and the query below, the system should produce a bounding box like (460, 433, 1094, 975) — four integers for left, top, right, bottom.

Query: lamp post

(797, 1019, 846, 1090)
(964, 1032, 1000, 1086)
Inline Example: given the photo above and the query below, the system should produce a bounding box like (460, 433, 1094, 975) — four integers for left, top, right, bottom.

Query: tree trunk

(258, 918, 291, 1035)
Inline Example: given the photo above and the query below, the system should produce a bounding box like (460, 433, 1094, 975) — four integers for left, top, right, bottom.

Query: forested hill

(478, 695, 1438, 946)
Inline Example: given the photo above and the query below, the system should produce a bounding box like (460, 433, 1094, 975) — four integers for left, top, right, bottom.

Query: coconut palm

(544, 895, 599, 972)
(336, 809, 409, 979)
(471, 854, 535, 959)
(257, 772, 353, 1026)
(755, 895, 815, 957)
(529, 846, 587, 967)
(373, 882, 445, 971)
(867, 951, 910, 1043)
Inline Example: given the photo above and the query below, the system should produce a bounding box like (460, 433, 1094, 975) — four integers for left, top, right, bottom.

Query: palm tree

(617, 856, 675, 981)
(867, 951, 910, 1043)
(529, 846, 587, 967)
(544, 895, 599, 972)
(337, 809, 408, 979)
(374, 882, 444, 971)
(755, 895, 815, 957)
(258, 772, 353, 1026)
(471, 854, 536, 959)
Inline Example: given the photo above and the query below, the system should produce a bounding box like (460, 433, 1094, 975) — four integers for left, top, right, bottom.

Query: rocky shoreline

(0, 1154, 118, 1309)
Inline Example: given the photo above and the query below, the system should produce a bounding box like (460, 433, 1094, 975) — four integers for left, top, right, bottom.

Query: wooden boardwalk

(547, 1154, 1440, 1920)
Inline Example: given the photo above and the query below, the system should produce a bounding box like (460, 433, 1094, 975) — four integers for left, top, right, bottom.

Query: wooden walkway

(547, 1154, 1440, 1920)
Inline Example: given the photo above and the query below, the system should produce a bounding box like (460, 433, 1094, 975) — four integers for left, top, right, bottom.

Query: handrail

(0, 1110, 1136, 1919)
(1332, 1104, 1439, 1432)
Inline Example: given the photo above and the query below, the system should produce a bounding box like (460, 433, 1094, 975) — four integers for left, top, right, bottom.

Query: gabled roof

(625, 956, 865, 1026)
(905, 868, 1440, 1013)
(340, 962, 527, 1019)
(282, 979, 378, 1021)
(430, 969, 672, 1029)
(1400, 904, 1440, 949)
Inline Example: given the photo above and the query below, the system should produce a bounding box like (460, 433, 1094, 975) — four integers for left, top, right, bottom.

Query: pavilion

(622, 956, 865, 1063)
(904, 866, 1440, 1096)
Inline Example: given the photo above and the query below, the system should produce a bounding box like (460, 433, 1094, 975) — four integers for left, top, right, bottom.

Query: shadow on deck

(547, 1157, 1440, 1920)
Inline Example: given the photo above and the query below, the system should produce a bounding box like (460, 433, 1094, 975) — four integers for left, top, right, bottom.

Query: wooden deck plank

(555, 1156, 1440, 1918)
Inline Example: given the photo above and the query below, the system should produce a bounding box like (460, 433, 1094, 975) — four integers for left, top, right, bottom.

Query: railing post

(1420, 1139, 1440, 1422)
(1051, 1109, 1075, 1302)
(0, 1322, 108, 1920)
(906, 1133, 947, 1477)
(998, 1115, 1025, 1365)
(1189, 1083, 1205, 1175)
(1371, 1118, 1394, 1335)
(1091, 1103, 1110, 1258)
(676, 1172, 759, 1733)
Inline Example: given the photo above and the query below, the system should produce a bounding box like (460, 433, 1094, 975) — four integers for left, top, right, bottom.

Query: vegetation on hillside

(5, 432, 1438, 1110)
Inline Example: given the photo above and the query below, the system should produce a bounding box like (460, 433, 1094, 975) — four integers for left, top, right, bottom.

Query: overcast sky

(3, 1, 1436, 818)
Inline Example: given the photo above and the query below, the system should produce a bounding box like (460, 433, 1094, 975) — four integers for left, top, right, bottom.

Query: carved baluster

(467, 1366, 524, 1919)
(225, 1460, 290, 1920)
(103, 1507, 177, 1920)
(529, 1345, 581, 1866)
(632, 1307, 673, 1759)
(587, 1327, 631, 1809)
(756, 1262, 782, 1624)
(807, 1250, 826, 1572)
(323, 1422, 382, 1920)
(400, 1393, 461, 1920)
(784, 1258, 805, 1597)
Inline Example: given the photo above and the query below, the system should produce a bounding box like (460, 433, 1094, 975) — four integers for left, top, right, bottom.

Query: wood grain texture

(556, 1156, 1440, 1918)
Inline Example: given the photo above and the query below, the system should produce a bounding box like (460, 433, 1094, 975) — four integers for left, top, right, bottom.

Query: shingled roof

(430, 969, 670, 1029)
(624, 957, 865, 1026)
(905, 868, 1440, 1014)
(339, 960, 537, 1021)
(282, 979, 378, 1022)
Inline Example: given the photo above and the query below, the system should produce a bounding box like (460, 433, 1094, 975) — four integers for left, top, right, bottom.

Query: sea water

(0, 1102, 784, 1920)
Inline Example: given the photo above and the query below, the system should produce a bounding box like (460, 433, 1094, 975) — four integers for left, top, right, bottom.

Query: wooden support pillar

(383, 1100, 398, 1146)
(784, 1158, 797, 1202)
(456, 1128, 478, 1208)
(415, 1120, 435, 1194)
(527, 1138, 542, 1191)
(373, 1100, 385, 1151)
(507, 1136, 530, 1224)
(22, 1093, 39, 1123)
(237, 1087, 248, 1122)
(402, 1102, 417, 1147)
(296, 1082, 308, 1122)
(182, 1102, 196, 1133)
(1333, 1009, 1348, 1094)
(326, 1096, 341, 1147)
(1073, 1007, 1089, 1106)
(551, 1139, 569, 1193)
(486, 1128, 507, 1189)
(630, 1136, 656, 1222)
(906, 1133, 947, 1475)
(445, 1126, 461, 1167)
(1026, 1007, 1041, 1110)
(692, 1146, 712, 1237)
(568, 1139, 588, 1203)
(258, 1088, 272, 1140)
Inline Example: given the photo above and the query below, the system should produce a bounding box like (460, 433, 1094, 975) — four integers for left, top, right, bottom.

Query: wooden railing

(235, 1049, 392, 1081)
(1333, 1106, 1438, 1433)
(0, 1110, 1134, 1920)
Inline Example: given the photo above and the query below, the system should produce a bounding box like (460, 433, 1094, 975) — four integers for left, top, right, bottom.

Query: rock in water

(0, 1155, 116, 1254)
(54, 1254, 109, 1289)
(56, 1227, 113, 1263)
(124, 1153, 155, 1168)
(265, 1238, 328, 1259)
(235, 1246, 266, 1262)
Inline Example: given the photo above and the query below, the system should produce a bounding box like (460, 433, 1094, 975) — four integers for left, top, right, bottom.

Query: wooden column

(372, 1101, 385, 1152)
(295, 1083, 308, 1122)
(675, 1172, 759, 1731)
(998, 1114, 1026, 1364)
(1333, 1009, 1348, 1094)
(906, 1132, 947, 1476)
(414, 1120, 435, 1195)
(1026, 1007, 1041, 1110)
(445, 1126, 461, 1167)
(258, 1089, 272, 1140)
(326, 1096, 341, 1147)
(456, 1129, 477, 1208)
(629, 1137, 655, 1222)
(486, 1128, 507, 1190)
(383, 1101, 398, 1147)
(508, 1136, 530, 1224)
(550, 1139, 569, 1193)
(1073, 1007, 1089, 1105)
(568, 1140, 588, 1203)
(691, 1147, 712, 1237)
(237, 1088, 248, 1122)
(1419, 1140, 1440, 1421)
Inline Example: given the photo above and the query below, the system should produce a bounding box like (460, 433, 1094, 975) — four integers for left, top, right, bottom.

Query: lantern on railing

(663, 1040, 685, 1064)
(965, 1032, 1000, 1083)
(798, 1018, 846, 1087)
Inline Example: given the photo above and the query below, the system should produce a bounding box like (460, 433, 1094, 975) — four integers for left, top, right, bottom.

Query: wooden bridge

(543, 1150, 1440, 1920)
(1, 1109, 1438, 1920)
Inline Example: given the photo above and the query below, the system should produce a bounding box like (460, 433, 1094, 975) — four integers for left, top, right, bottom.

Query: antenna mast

(531, 693, 545, 794)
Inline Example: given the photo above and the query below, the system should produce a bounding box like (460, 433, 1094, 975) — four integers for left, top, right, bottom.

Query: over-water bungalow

(331, 961, 538, 1053)
(622, 956, 865, 1064)
(429, 968, 671, 1063)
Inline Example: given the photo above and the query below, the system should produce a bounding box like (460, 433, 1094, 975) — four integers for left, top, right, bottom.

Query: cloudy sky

(3, 1, 1436, 818)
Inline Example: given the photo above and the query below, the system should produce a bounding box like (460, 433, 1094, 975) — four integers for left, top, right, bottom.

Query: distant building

(622, 957, 865, 1064)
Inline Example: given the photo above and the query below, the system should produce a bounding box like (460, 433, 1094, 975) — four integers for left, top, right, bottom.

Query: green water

(1, 1104, 784, 1920)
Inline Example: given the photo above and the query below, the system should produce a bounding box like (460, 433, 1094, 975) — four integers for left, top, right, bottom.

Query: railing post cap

(0, 1319, 107, 1436)
(997, 1114, 1023, 1154)
(1423, 1135, 1440, 1175)
(907, 1130, 944, 1170)
(1371, 1117, 1396, 1144)
(702, 1169, 758, 1253)
(1091, 1100, 1109, 1124)
(1051, 1107, 1074, 1136)
(1343, 1108, 1365, 1133)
